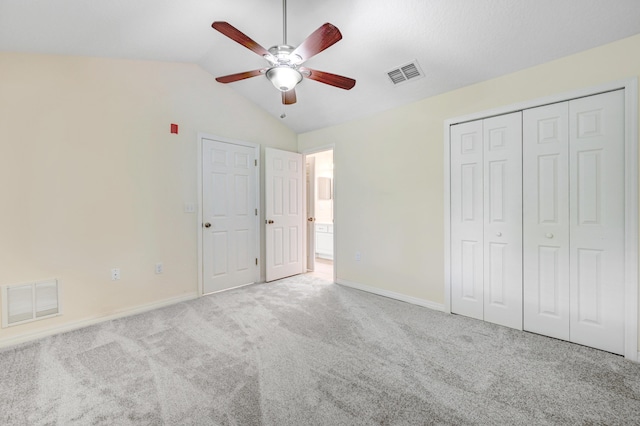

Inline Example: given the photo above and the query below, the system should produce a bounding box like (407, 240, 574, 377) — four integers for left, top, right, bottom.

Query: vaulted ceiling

(2, 0, 640, 133)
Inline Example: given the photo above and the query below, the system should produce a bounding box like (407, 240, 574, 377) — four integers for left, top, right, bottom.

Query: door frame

(443, 78, 639, 361)
(306, 155, 316, 272)
(302, 144, 337, 283)
(197, 133, 261, 296)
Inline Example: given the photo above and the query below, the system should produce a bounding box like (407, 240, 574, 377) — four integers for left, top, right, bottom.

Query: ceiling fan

(211, 0, 356, 105)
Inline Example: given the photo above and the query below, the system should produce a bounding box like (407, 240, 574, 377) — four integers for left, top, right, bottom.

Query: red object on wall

(170, 123, 178, 134)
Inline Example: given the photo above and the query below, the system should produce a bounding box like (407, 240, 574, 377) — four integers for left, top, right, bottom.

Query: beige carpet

(2, 274, 640, 425)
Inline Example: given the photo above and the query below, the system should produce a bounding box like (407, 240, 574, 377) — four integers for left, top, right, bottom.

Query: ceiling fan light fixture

(211, 1, 355, 105)
(266, 66, 302, 92)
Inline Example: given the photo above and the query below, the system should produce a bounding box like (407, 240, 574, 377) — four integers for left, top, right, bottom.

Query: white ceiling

(2, 0, 640, 133)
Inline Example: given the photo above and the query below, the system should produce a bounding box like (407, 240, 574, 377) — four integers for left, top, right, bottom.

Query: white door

(305, 156, 316, 272)
(523, 102, 571, 340)
(265, 147, 304, 282)
(450, 120, 484, 320)
(482, 112, 522, 329)
(202, 139, 258, 294)
(451, 113, 522, 329)
(568, 90, 625, 354)
(523, 90, 625, 355)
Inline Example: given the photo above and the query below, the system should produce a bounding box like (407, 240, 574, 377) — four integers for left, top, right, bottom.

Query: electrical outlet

(355, 251, 362, 262)
(111, 268, 121, 280)
(184, 203, 196, 213)
(155, 263, 163, 274)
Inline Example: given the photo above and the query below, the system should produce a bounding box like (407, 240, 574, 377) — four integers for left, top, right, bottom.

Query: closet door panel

(569, 90, 625, 355)
(450, 120, 484, 320)
(523, 102, 570, 340)
(483, 112, 523, 329)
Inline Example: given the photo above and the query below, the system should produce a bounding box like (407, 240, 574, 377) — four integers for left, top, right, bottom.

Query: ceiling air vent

(386, 60, 425, 86)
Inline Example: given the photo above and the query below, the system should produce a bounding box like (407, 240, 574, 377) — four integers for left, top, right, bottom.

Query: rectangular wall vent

(386, 60, 425, 86)
(2, 279, 60, 328)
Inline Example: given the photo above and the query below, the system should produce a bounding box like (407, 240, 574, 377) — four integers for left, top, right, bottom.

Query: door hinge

(255, 258, 258, 265)
(255, 159, 257, 166)
(255, 208, 258, 216)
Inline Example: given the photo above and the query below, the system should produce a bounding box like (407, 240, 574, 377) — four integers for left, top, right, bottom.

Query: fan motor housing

(268, 45, 302, 65)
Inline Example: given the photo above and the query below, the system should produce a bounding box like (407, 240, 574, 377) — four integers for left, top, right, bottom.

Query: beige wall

(299, 34, 640, 309)
(0, 52, 296, 343)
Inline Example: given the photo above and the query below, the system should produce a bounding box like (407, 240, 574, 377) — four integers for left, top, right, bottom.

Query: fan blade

(291, 23, 342, 63)
(212, 22, 273, 59)
(300, 68, 356, 90)
(215, 69, 266, 84)
(282, 89, 297, 105)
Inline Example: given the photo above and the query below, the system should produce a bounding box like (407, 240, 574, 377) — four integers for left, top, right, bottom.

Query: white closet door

(483, 112, 523, 329)
(450, 120, 484, 320)
(523, 102, 570, 340)
(569, 90, 625, 355)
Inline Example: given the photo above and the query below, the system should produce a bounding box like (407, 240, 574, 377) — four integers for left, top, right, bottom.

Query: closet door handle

(496, 232, 502, 237)
(545, 233, 554, 239)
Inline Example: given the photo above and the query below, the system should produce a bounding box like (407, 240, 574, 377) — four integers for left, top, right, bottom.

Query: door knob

(204, 222, 211, 228)
(496, 232, 502, 237)
(267, 220, 274, 224)
(545, 233, 554, 239)
(307, 217, 315, 222)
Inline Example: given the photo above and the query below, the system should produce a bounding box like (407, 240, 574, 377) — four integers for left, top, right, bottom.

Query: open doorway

(305, 149, 334, 281)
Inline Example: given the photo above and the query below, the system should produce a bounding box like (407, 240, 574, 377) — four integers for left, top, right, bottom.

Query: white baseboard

(336, 278, 445, 312)
(316, 254, 334, 261)
(0, 292, 198, 349)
